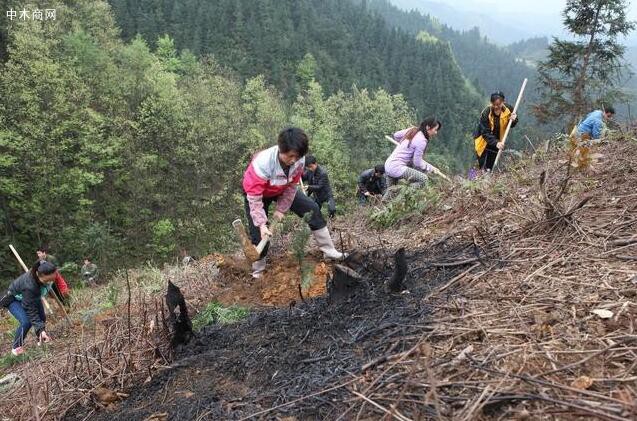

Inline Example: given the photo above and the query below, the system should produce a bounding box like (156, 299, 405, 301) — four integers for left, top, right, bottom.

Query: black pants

(50, 282, 67, 306)
(243, 190, 326, 258)
(478, 148, 498, 171)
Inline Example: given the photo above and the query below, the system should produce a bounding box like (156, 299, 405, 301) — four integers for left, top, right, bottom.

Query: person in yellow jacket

(473, 91, 518, 171)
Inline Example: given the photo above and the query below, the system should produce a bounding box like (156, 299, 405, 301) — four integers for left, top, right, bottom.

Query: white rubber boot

(251, 258, 266, 279)
(313, 227, 347, 260)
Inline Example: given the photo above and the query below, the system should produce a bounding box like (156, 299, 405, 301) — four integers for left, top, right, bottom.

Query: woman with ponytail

(384, 117, 442, 199)
(0, 260, 56, 355)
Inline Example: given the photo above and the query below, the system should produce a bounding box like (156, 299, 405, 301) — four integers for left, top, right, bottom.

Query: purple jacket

(384, 128, 434, 178)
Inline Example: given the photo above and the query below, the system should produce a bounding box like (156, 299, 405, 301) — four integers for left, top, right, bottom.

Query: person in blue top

(0, 261, 57, 355)
(576, 106, 615, 140)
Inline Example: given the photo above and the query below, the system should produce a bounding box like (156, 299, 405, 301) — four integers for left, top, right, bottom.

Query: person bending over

(384, 117, 442, 200)
(0, 261, 56, 356)
(302, 155, 336, 218)
(357, 164, 386, 204)
(242, 128, 347, 278)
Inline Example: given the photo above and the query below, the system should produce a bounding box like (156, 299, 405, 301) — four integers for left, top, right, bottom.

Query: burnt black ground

(65, 240, 479, 420)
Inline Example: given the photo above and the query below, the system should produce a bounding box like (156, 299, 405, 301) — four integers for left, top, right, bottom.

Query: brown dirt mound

(198, 252, 331, 307)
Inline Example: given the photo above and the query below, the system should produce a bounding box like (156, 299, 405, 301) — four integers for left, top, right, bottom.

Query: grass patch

(102, 283, 119, 309)
(370, 182, 440, 227)
(0, 345, 50, 371)
(192, 302, 249, 332)
(0, 352, 30, 370)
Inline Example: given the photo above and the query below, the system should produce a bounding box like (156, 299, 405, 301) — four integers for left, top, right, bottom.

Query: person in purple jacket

(383, 116, 442, 200)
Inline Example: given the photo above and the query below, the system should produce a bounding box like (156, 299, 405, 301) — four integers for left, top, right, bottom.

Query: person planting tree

(36, 246, 70, 306)
(0, 260, 56, 356)
(357, 164, 386, 205)
(242, 127, 347, 278)
(575, 106, 615, 141)
(81, 257, 99, 286)
(383, 117, 442, 200)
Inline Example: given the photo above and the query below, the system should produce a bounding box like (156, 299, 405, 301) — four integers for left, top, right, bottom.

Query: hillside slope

(56, 134, 637, 420)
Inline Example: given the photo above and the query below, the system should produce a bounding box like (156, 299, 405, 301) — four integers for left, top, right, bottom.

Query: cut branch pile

(0, 261, 222, 420)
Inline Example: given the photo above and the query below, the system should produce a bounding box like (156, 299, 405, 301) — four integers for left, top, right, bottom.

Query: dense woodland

(366, 0, 535, 99)
(0, 0, 555, 280)
(107, 0, 489, 156)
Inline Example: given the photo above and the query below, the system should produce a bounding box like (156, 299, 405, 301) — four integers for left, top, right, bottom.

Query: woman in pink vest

(243, 128, 346, 278)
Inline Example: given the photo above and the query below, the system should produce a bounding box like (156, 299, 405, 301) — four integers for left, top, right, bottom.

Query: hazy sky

(446, 0, 637, 19)
(404, 0, 637, 44)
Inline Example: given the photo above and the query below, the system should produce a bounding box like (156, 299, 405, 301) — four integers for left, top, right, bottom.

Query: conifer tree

(533, 0, 635, 127)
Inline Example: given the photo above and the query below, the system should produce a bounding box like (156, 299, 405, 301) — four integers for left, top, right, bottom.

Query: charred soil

(66, 238, 479, 420)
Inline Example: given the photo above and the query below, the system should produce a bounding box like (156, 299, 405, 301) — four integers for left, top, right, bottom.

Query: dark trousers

(8, 299, 45, 348)
(243, 189, 326, 258)
(478, 148, 498, 171)
(50, 282, 66, 306)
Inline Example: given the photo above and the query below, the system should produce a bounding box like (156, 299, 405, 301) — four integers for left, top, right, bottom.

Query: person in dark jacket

(357, 164, 386, 204)
(302, 155, 336, 218)
(473, 91, 518, 171)
(1, 261, 56, 355)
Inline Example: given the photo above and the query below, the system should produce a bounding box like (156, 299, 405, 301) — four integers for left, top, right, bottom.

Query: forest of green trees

(365, 0, 534, 99)
(107, 0, 492, 158)
(0, 0, 553, 279)
(0, 0, 423, 278)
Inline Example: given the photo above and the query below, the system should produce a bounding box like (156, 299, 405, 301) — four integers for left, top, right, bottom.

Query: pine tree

(533, 0, 635, 127)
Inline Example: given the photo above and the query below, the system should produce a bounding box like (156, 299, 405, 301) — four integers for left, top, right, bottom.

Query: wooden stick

(232, 219, 259, 262)
(255, 220, 279, 255)
(431, 262, 481, 296)
(239, 378, 357, 420)
(9, 244, 29, 272)
(493, 78, 528, 170)
(384, 135, 451, 182)
(9, 244, 53, 315)
(350, 390, 412, 421)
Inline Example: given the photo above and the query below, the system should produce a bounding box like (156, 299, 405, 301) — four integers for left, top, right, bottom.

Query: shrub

(370, 182, 440, 227)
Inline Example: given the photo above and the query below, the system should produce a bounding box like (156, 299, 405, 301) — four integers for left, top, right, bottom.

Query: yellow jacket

(473, 104, 517, 157)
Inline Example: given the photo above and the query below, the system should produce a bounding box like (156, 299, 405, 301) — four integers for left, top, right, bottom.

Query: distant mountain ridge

(388, 0, 561, 44)
(367, 0, 537, 102)
(107, 0, 487, 164)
